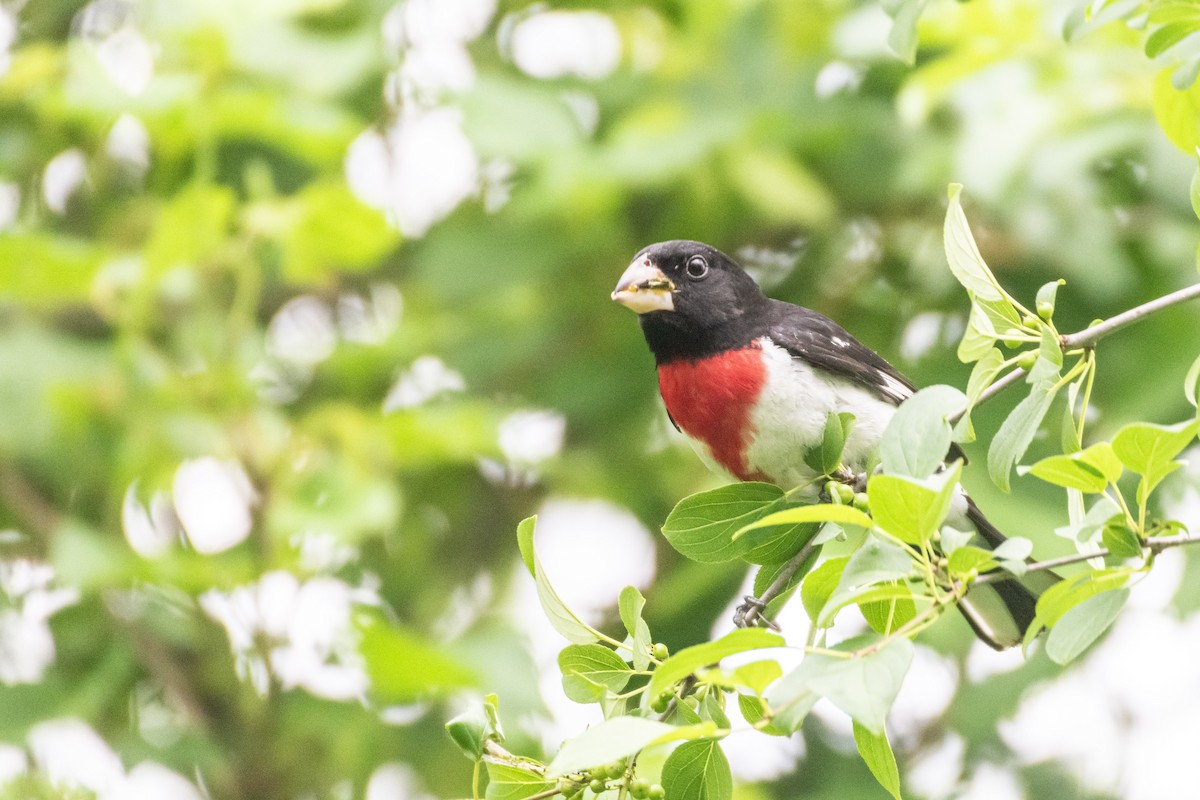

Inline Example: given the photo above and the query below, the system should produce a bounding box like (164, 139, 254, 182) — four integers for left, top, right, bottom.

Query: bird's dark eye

(685, 255, 709, 279)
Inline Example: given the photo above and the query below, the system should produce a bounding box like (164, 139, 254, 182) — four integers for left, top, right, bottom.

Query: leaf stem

(738, 536, 821, 628)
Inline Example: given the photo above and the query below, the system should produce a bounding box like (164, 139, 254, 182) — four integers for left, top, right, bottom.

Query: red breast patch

(657, 344, 767, 481)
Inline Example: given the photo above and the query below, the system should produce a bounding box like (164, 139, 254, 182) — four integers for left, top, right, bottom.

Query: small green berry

(630, 779, 651, 799)
(605, 761, 626, 779)
(1017, 350, 1038, 370)
(648, 784, 665, 800)
(650, 693, 671, 713)
(1037, 301, 1054, 321)
(837, 483, 856, 504)
(652, 642, 669, 660)
(852, 492, 869, 512)
(559, 778, 581, 797)
(1021, 314, 1039, 328)
(825, 480, 843, 504)
(590, 778, 607, 794)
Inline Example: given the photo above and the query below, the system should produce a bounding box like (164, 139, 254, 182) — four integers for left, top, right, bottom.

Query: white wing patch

(879, 372, 913, 403)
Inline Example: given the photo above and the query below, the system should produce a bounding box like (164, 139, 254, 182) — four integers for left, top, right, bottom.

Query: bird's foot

(733, 595, 780, 631)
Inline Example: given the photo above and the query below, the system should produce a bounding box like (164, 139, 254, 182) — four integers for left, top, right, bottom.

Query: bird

(611, 239, 1055, 650)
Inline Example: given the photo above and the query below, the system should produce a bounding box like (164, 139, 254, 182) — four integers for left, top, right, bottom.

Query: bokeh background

(2, 0, 1200, 798)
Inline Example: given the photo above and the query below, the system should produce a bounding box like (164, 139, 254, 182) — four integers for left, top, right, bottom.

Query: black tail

(955, 499, 1060, 650)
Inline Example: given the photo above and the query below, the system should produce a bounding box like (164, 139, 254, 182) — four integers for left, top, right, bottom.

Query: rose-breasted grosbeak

(612, 239, 1055, 649)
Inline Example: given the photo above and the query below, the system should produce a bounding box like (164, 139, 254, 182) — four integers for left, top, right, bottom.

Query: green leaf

(988, 380, 1059, 492)
(769, 636, 914, 735)
(965, 347, 1006, 404)
(741, 520, 821, 566)
(1112, 419, 1200, 504)
(1101, 524, 1143, 559)
(868, 461, 961, 545)
(1152, 67, 1200, 154)
(858, 584, 917, 636)
(558, 644, 632, 704)
(853, 721, 903, 800)
(947, 545, 998, 579)
(734, 503, 872, 539)
(804, 412, 857, 476)
(619, 586, 653, 671)
(957, 302, 998, 363)
(358, 614, 476, 702)
(446, 703, 489, 761)
(728, 660, 783, 695)
(944, 184, 1005, 301)
(1026, 325, 1064, 385)
(1026, 569, 1131, 644)
(1055, 496, 1122, 545)
(819, 538, 914, 627)
(647, 628, 785, 700)
(1185, 352, 1200, 407)
(1035, 279, 1065, 319)
(485, 762, 552, 800)
(547, 718, 717, 777)
(879, 385, 966, 479)
(662, 483, 785, 563)
(661, 739, 733, 800)
(737, 694, 788, 736)
(1023, 449, 1110, 493)
(1045, 588, 1129, 665)
(516, 516, 601, 645)
(752, 546, 821, 617)
(1146, 21, 1200, 58)
(802, 557, 848, 627)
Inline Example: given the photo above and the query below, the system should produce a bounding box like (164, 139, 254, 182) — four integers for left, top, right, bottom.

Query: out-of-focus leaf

(944, 184, 1005, 301)
(1152, 67, 1200, 153)
(547, 718, 718, 777)
(485, 762, 552, 800)
(879, 385, 966, 479)
(619, 586, 653, 671)
(804, 412, 857, 477)
(358, 614, 477, 702)
(1045, 588, 1129, 665)
(988, 381, 1059, 492)
(516, 516, 600, 645)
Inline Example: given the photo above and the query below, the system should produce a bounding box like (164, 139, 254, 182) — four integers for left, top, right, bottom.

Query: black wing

(765, 300, 969, 463)
(765, 300, 916, 405)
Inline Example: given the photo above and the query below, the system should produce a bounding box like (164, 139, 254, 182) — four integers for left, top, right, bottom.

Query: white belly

(742, 338, 898, 497)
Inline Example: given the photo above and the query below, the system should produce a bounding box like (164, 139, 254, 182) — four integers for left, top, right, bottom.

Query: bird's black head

(611, 240, 769, 363)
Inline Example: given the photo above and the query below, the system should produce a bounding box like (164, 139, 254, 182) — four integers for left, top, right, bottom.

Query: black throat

(638, 301, 768, 364)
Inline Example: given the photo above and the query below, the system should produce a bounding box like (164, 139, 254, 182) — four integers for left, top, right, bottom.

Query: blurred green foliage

(1, 0, 1200, 799)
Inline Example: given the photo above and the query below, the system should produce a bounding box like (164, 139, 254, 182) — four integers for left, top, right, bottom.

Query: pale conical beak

(611, 261, 675, 314)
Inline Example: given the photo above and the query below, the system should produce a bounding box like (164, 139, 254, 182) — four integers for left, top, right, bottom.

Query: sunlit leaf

(619, 586, 653, 671)
(944, 184, 1005, 301)
(1045, 588, 1129, 665)
(853, 721, 902, 800)
(662, 483, 785, 563)
(879, 385, 966, 478)
(988, 381, 1059, 492)
(558, 644, 631, 704)
(647, 628, 785, 700)
(547, 718, 717, 777)
(661, 739, 733, 800)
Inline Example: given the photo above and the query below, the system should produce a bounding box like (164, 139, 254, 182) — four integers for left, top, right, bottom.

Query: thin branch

(1061, 283, 1200, 350)
(974, 533, 1200, 585)
(953, 281, 1200, 416)
(736, 537, 820, 629)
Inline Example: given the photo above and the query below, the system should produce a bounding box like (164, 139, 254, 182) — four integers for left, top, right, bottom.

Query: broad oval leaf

(879, 385, 966, 479)
(662, 483, 784, 563)
(647, 628, 785, 700)
(801, 557, 847, 627)
(619, 586, 653, 671)
(661, 739, 733, 800)
(1045, 588, 1129, 665)
(1023, 453, 1108, 493)
(868, 461, 961, 546)
(547, 717, 717, 777)
(558, 644, 632, 704)
(818, 537, 914, 627)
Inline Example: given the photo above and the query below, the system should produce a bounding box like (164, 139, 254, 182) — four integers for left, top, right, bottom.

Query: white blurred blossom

(399, 41, 475, 97)
(106, 113, 151, 172)
(366, 762, 436, 800)
(499, 410, 566, 465)
(509, 11, 621, 81)
(122, 483, 179, 558)
(383, 355, 465, 411)
(383, 0, 495, 49)
(200, 572, 374, 701)
(0, 560, 79, 686)
(959, 763, 1023, 800)
(24, 718, 204, 799)
(534, 498, 655, 623)
(338, 285, 403, 345)
(346, 108, 479, 237)
(75, 1, 154, 95)
(906, 733, 965, 800)
(0, 743, 26, 785)
(290, 531, 358, 573)
(0, 181, 17, 231)
(173, 457, 257, 554)
(267, 295, 338, 365)
(42, 149, 87, 214)
(815, 60, 864, 99)
(28, 718, 125, 795)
